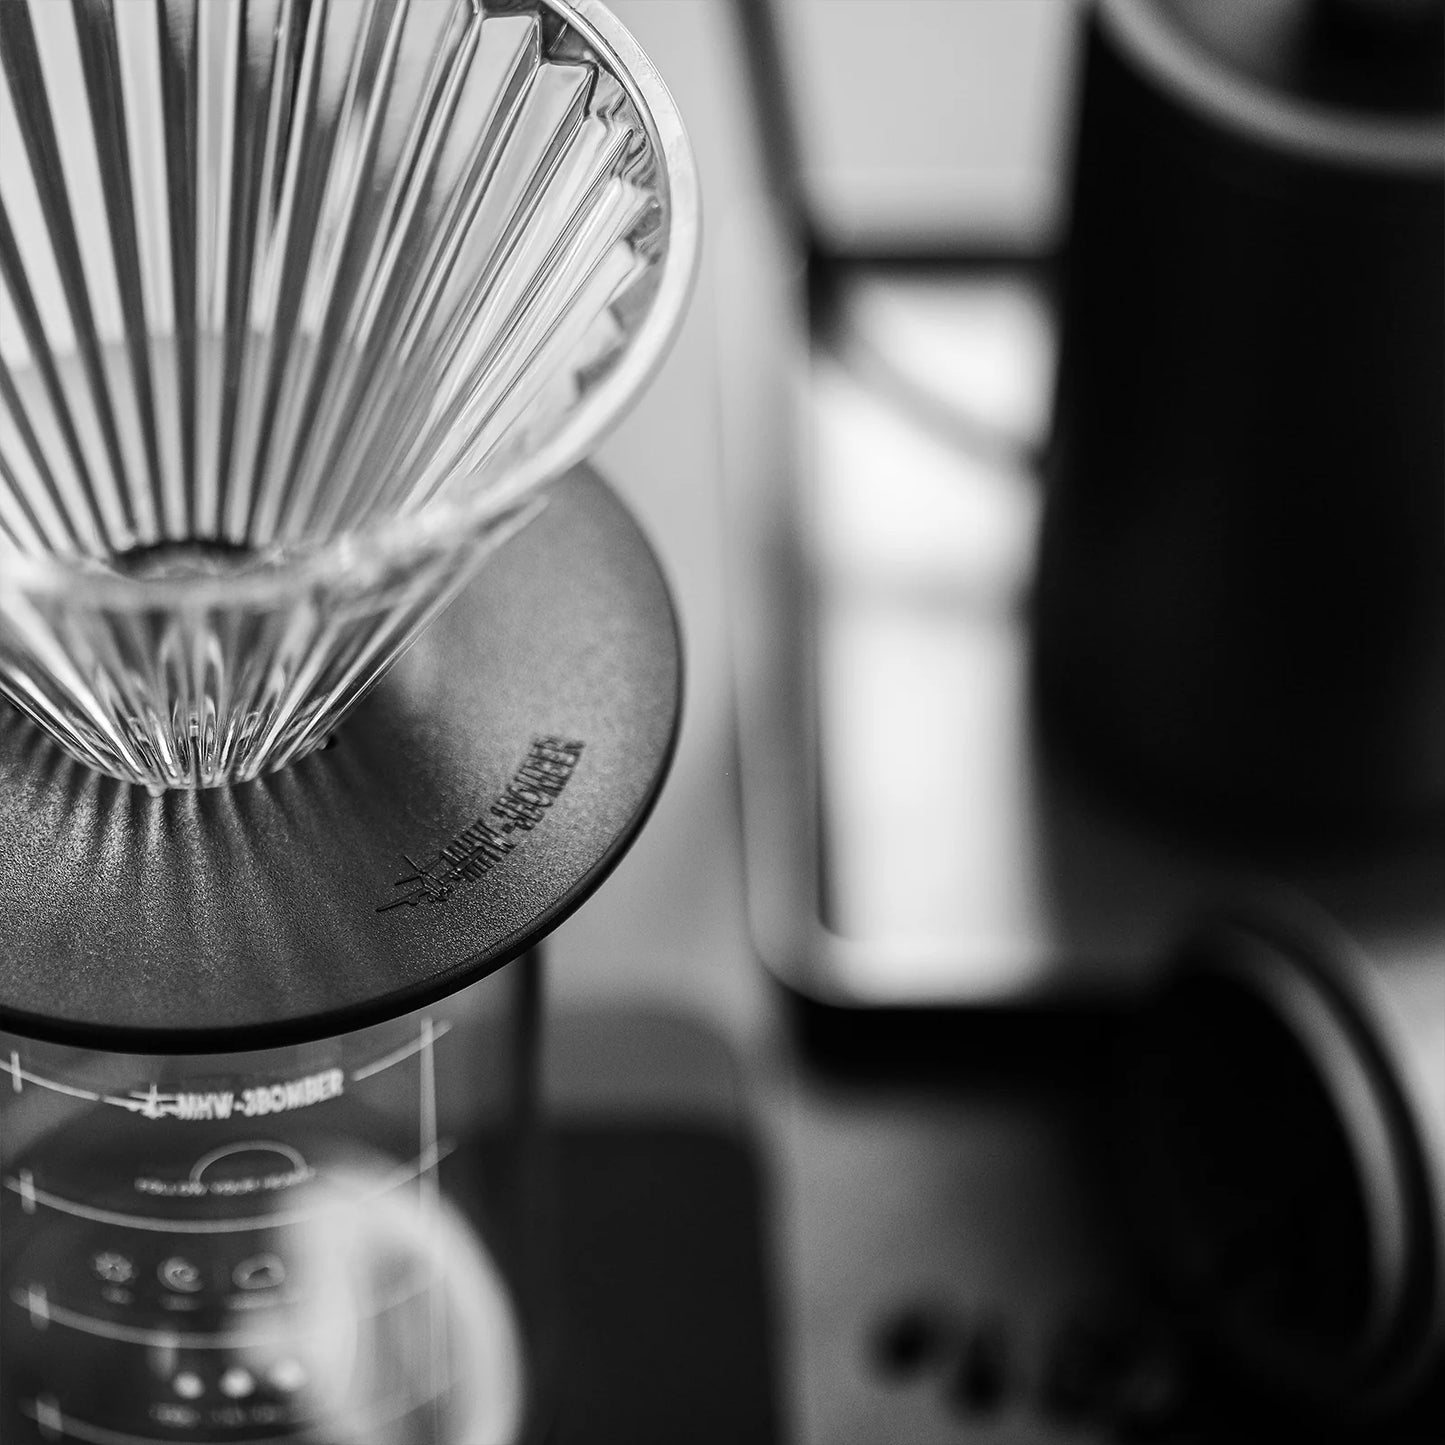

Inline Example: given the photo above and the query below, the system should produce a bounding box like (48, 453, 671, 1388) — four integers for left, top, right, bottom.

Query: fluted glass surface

(0, 0, 696, 789)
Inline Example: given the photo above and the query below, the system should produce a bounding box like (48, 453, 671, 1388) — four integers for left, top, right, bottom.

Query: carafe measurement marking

(350, 1018, 453, 1080)
(10, 1266, 444, 1351)
(2, 1140, 453, 1235)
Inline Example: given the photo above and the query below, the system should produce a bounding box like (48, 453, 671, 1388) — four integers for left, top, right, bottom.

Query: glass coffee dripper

(0, 4, 696, 1442)
(0, 0, 697, 790)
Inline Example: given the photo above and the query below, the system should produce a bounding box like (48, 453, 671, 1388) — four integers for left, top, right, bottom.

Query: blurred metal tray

(721, 242, 1445, 1011)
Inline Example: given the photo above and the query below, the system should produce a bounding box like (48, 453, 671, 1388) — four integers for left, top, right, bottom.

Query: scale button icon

(233, 1253, 286, 1291)
(159, 1257, 203, 1293)
(220, 1367, 256, 1400)
(92, 1251, 135, 1284)
(268, 1359, 308, 1393)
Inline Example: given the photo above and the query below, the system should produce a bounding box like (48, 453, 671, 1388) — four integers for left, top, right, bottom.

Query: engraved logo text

(110, 1069, 344, 1121)
(381, 737, 584, 911)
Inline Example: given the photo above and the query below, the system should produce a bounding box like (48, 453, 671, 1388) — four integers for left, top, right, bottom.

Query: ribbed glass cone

(0, 0, 696, 789)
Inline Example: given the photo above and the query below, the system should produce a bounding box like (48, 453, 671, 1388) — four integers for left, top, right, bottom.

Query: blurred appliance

(724, 0, 1444, 1428)
(1038, 0, 1445, 831)
(1043, 0, 1445, 1419)
(1130, 902, 1444, 1419)
(0, 472, 681, 1444)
